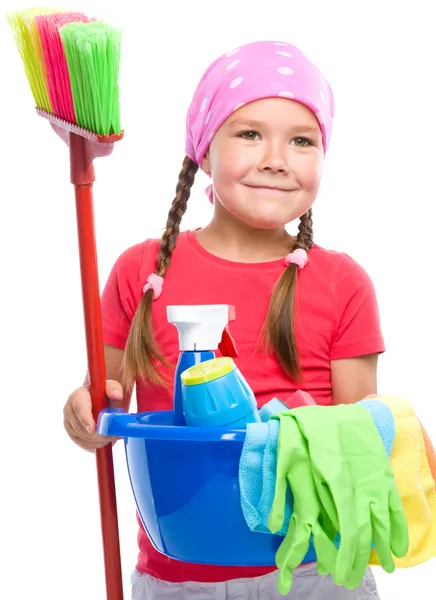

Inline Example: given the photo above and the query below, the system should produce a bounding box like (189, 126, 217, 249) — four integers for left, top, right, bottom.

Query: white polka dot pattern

(277, 66, 294, 75)
(226, 59, 240, 70)
(278, 91, 295, 98)
(229, 76, 244, 89)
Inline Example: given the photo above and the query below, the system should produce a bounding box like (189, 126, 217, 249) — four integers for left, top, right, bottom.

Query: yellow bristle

(7, 8, 69, 113)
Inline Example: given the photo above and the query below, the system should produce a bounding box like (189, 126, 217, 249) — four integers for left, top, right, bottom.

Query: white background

(1, 0, 435, 598)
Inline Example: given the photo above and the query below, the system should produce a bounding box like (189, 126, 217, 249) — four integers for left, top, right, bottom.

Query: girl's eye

(238, 132, 314, 146)
(239, 131, 260, 141)
(291, 137, 313, 147)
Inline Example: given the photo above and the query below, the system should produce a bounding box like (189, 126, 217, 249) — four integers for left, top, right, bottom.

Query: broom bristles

(7, 8, 61, 113)
(60, 21, 122, 136)
(7, 8, 122, 137)
(35, 13, 91, 124)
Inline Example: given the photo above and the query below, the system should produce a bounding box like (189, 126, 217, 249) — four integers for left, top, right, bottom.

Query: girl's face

(202, 98, 324, 230)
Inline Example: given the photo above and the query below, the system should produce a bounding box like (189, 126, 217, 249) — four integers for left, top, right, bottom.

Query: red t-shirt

(101, 229, 385, 583)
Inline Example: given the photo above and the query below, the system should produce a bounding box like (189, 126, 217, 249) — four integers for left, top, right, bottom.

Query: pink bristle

(35, 13, 90, 124)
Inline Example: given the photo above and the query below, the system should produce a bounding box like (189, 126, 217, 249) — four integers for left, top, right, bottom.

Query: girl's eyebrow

(227, 118, 320, 133)
(227, 119, 266, 128)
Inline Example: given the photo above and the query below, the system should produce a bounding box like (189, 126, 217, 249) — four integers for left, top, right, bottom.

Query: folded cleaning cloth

(239, 419, 292, 535)
(420, 421, 436, 482)
(365, 394, 436, 568)
(259, 391, 317, 422)
(239, 398, 395, 536)
(356, 398, 396, 458)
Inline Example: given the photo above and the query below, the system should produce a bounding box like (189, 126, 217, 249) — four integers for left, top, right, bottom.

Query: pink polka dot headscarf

(185, 40, 335, 172)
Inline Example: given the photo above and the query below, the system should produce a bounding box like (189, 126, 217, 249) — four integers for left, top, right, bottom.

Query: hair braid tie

(285, 248, 308, 269)
(142, 274, 164, 299)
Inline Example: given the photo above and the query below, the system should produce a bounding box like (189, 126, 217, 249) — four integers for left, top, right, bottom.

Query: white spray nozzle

(167, 304, 235, 352)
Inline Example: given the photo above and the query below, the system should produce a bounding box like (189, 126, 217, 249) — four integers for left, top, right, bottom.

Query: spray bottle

(167, 304, 239, 426)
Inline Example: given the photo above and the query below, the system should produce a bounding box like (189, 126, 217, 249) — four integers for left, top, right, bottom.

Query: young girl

(64, 40, 383, 599)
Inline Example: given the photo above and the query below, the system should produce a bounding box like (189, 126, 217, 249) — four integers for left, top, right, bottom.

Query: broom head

(8, 8, 123, 143)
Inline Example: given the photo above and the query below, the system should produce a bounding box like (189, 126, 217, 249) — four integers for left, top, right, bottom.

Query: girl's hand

(63, 380, 123, 452)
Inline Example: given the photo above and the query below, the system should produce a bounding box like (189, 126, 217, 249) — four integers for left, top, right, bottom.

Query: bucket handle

(97, 408, 246, 442)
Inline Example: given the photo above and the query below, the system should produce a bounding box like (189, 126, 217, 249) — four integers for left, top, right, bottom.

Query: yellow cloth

(420, 421, 436, 483)
(366, 394, 436, 568)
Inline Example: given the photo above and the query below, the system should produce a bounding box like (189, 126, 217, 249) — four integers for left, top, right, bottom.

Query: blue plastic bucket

(98, 408, 317, 566)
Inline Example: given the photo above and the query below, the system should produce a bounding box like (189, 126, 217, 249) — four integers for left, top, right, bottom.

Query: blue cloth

(259, 398, 289, 423)
(239, 400, 396, 535)
(239, 419, 292, 535)
(357, 398, 396, 457)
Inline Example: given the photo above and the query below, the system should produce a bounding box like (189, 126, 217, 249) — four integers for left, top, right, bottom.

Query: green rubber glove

(268, 414, 339, 594)
(291, 404, 409, 589)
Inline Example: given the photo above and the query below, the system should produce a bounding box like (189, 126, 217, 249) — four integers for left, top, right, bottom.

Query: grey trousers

(131, 564, 380, 599)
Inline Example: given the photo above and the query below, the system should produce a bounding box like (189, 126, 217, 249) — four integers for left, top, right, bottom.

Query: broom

(8, 8, 124, 600)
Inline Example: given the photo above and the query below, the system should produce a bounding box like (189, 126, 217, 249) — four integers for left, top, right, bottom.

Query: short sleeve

(100, 243, 145, 350)
(330, 254, 385, 360)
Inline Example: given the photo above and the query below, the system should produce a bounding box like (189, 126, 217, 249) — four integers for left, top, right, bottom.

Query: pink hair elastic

(285, 248, 308, 269)
(143, 273, 164, 300)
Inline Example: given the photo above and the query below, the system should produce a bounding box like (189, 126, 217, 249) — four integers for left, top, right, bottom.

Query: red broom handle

(70, 132, 124, 600)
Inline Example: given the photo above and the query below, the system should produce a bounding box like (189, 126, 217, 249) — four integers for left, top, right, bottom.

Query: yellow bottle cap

(181, 357, 236, 386)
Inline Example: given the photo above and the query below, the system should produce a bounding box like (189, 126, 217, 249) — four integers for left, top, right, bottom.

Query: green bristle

(60, 21, 122, 136)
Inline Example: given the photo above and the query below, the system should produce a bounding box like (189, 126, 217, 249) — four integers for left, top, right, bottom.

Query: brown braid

(261, 209, 314, 380)
(122, 156, 199, 390)
(295, 209, 314, 251)
(156, 157, 199, 277)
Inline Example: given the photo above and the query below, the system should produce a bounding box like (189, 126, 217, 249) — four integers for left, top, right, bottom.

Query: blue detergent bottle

(181, 356, 261, 427)
(167, 304, 239, 426)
